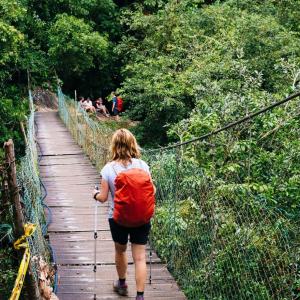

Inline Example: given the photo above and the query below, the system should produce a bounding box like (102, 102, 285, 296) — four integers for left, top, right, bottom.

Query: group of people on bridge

(78, 92, 124, 118)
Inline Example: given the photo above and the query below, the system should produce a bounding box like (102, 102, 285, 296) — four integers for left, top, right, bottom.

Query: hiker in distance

(111, 91, 121, 120)
(92, 128, 156, 300)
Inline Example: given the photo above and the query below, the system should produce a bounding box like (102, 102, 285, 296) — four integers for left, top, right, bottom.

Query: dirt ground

(33, 88, 58, 111)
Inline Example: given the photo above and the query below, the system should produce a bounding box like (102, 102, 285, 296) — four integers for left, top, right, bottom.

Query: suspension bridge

(2, 89, 299, 300)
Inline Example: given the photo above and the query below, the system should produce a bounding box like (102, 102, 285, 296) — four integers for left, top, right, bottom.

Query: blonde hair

(110, 128, 141, 161)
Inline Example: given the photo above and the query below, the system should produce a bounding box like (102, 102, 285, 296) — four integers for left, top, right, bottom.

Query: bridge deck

(36, 111, 186, 300)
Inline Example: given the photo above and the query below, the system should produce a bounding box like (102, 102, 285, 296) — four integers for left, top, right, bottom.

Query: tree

(0, 0, 28, 157)
(117, 0, 300, 146)
(48, 14, 109, 74)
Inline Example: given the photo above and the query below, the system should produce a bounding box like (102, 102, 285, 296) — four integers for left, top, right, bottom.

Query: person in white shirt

(92, 129, 155, 300)
(82, 97, 96, 113)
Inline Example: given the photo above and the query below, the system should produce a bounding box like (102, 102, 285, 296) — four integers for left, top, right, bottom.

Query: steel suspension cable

(148, 90, 300, 152)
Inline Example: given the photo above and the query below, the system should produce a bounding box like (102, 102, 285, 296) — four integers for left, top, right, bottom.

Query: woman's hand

(92, 188, 100, 200)
(92, 179, 109, 203)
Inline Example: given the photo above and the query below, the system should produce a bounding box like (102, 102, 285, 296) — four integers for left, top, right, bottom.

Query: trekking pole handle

(94, 185, 100, 200)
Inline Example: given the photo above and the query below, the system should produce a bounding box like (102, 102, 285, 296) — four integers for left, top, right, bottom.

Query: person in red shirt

(117, 96, 124, 113)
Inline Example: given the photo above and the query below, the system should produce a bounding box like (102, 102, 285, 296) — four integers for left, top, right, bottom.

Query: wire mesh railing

(57, 89, 300, 300)
(146, 149, 298, 299)
(58, 87, 112, 170)
(16, 91, 49, 282)
(145, 95, 300, 300)
(0, 91, 51, 298)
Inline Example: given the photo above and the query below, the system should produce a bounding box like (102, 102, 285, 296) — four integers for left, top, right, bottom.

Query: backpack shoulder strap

(137, 159, 143, 169)
(112, 160, 143, 175)
(112, 161, 129, 175)
(111, 163, 121, 176)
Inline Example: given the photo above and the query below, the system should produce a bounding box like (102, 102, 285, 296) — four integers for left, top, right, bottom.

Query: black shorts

(109, 218, 151, 245)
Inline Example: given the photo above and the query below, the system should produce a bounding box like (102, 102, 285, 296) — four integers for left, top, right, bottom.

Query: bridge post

(4, 139, 40, 300)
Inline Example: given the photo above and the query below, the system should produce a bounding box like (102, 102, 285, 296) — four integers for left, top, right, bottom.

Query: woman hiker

(92, 128, 156, 300)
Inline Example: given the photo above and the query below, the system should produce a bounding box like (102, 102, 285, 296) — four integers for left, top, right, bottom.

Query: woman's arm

(92, 179, 109, 203)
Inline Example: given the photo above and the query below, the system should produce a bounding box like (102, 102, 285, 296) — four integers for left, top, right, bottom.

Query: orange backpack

(113, 168, 155, 227)
(117, 97, 123, 112)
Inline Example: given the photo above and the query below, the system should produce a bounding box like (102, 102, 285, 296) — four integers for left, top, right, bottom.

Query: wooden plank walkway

(35, 111, 186, 300)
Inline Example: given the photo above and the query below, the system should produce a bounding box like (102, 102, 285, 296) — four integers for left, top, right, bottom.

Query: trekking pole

(93, 185, 99, 300)
(149, 238, 153, 284)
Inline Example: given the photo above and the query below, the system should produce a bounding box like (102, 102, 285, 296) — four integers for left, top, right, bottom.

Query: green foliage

(0, 0, 26, 22)
(0, 0, 34, 156)
(0, 96, 27, 158)
(48, 14, 109, 75)
(0, 248, 17, 299)
(117, 0, 300, 146)
(0, 0, 120, 155)
(147, 131, 299, 298)
(0, 21, 24, 77)
(1, 0, 300, 298)
(27, 0, 118, 34)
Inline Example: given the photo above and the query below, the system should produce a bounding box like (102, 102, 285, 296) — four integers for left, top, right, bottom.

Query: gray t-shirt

(101, 158, 150, 219)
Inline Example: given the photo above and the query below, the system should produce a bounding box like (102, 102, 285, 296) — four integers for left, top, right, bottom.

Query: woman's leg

(109, 219, 129, 295)
(114, 242, 127, 279)
(131, 243, 147, 292)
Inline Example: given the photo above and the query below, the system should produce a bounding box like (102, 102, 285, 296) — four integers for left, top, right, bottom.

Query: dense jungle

(0, 0, 299, 299)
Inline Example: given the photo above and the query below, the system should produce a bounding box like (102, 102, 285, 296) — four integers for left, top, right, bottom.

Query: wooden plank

(56, 295, 184, 300)
(58, 264, 174, 281)
(52, 254, 160, 265)
(50, 231, 113, 241)
(57, 265, 185, 300)
(39, 164, 96, 169)
(47, 207, 107, 215)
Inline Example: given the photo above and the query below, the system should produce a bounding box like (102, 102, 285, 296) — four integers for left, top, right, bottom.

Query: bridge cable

(148, 90, 300, 152)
